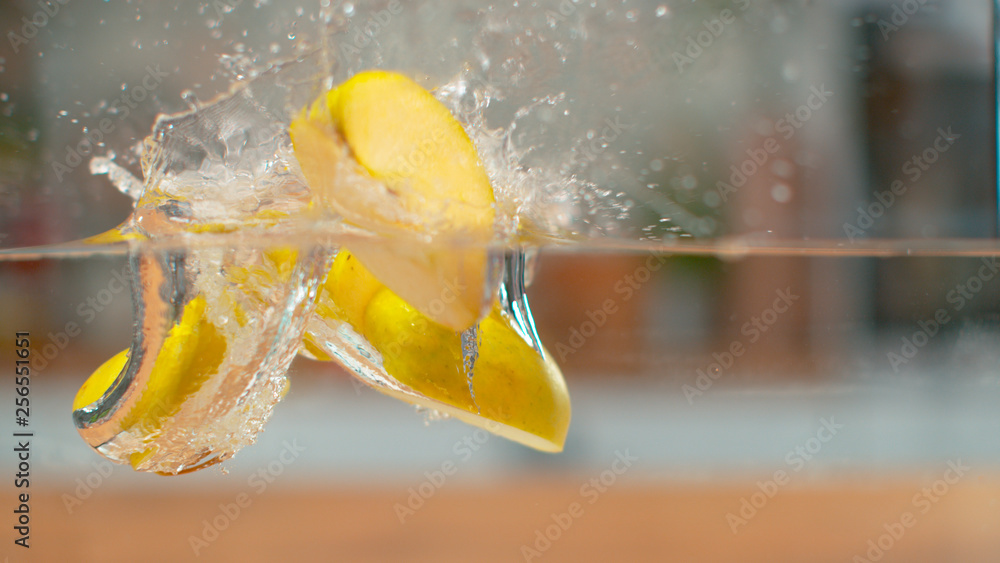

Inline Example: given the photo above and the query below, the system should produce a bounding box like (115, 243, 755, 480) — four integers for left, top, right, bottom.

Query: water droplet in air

(770, 14, 789, 34)
(771, 183, 792, 203)
(180, 90, 200, 110)
(656, 5, 669, 17)
(649, 158, 664, 172)
(90, 156, 144, 200)
(782, 61, 800, 82)
(771, 158, 793, 179)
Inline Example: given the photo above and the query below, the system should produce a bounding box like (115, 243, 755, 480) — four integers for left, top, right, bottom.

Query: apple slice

(290, 70, 496, 331)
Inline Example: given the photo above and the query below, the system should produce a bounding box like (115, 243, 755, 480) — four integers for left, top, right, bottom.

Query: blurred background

(1, 0, 1000, 561)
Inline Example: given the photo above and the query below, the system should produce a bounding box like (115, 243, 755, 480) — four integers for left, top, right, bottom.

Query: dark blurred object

(855, 3, 998, 326)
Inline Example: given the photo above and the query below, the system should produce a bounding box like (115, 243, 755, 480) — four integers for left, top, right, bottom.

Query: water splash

(461, 323, 481, 413)
(71, 1, 601, 472)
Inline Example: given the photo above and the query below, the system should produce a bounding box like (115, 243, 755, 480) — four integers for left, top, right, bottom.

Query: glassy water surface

(0, 1, 998, 561)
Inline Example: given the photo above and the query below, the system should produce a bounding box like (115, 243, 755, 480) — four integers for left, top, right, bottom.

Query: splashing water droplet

(771, 183, 792, 203)
(180, 89, 200, 110)
(461, 324, 481, 413)
(90, 155, 144, 200)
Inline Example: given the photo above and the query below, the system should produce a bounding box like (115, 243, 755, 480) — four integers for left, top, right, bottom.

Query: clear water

(1, 2, 611, 473)
(0, 0, 996, 477)
(2, 4, 998, 561)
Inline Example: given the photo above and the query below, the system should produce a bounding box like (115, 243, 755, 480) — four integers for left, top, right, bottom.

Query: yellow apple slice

(305, 250, 571, 452)
(73, 295, 228, 471)
(290, 70, 495, 331)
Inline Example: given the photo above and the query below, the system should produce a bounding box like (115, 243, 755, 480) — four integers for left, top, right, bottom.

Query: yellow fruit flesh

(77, 70, 570, 471)
(315, 250, 570, 452)
(324, 71, 495, 225)
(73, 348, 130, 411)
(290, 70, 495, 332)
(73, 295, 227, 469)
(293, 71, 569, 451)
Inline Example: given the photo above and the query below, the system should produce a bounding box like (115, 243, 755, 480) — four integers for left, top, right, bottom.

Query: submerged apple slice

(73, 248, 326, 475)
(73, 70, 570, 477)
(305, 250, 571, 452)
(291, 71, 570, 451)
(73, 295, 227, 470)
